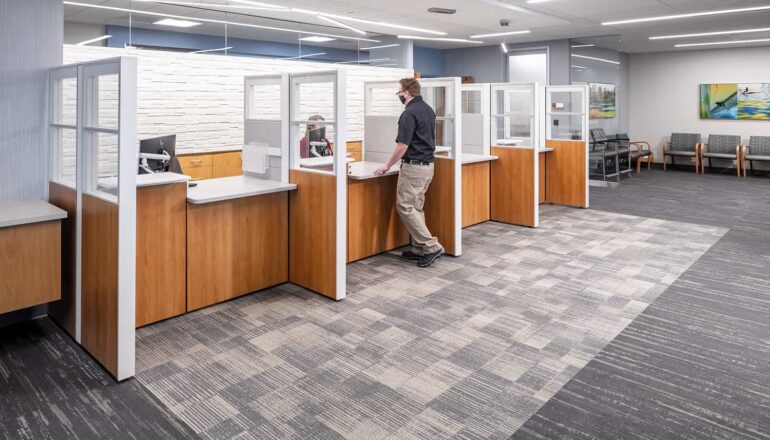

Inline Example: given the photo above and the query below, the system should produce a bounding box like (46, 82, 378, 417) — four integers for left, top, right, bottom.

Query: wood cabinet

(213, 152, 243, 178)
(178, 154, 213, 180)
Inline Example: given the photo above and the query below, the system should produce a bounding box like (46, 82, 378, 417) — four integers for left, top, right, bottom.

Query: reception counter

(0, 200, 67, 315)
(461, 154, 498, 228)
(186, 175, 296, 312)
(347, 161, 407, 263)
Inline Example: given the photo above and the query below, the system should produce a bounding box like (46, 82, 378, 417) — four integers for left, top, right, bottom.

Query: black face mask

(399, 94, 406, 105)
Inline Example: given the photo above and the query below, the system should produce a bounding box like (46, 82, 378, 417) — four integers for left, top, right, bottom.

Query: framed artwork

(700, 83, 770, 120)
(589, 82, 616, 119)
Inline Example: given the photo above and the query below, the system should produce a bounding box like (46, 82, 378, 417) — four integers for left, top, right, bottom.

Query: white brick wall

(63, 45, 413, 156)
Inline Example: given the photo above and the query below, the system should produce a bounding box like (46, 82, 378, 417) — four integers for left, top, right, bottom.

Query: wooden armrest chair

(701, 134, 742, 176)
(744, 136, 770, 177)
(663, 133, 701, 173)
(629, 140, 654, 173)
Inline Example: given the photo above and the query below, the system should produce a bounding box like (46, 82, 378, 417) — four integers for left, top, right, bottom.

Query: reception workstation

(37, 53, 586, 384)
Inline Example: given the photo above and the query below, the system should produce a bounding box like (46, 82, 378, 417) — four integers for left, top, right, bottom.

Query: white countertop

(138, 172, 190, 187)
(186, 175, 297, 204)
(0, 200, 67, 229)
(435, 146, 452, 154)
(539, 147, 555, 153)
(347, 161, 399, 180)
(299, 156, 356, 168)
(462, 153, 499, 165)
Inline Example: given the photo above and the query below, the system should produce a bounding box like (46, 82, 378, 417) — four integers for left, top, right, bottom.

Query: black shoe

(417, 249, 443, 268)
(401, 250, 422, 261)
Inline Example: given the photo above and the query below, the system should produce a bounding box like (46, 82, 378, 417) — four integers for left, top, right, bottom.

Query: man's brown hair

(399, 78, 421, 97)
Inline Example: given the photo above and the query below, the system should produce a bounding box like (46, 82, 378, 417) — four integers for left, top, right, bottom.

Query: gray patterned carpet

(514, 171, 770, 439)
(134, 206, 723, 439)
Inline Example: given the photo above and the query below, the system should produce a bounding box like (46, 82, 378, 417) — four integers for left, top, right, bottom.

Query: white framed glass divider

(489, 82, 540, 227)
(244, 74, 290, 182)
(543, 84, 589, 208)
(287, 70, 347, 301)
(460, 83, 491, 157)
(47, 56, 138, 381)
(416, 77, 462, 256)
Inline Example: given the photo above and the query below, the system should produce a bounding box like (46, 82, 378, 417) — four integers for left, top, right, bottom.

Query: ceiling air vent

(428, 7, 456, 15)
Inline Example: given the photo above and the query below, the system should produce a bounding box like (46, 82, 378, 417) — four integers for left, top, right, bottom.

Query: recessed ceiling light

(154, 18, 201, 28)
(470, 30, 530, 39)
(571, 44, 594, 48)
(571, 65, 588, 69)
(650, 27, 770, 40)
(527, 0, 551, 3)
(398, 35, 485, 44)
(571, 54, 620, 65)
(358, 44, 400, 50)
(75, 34, 112, 46)
(501, 43, 508, 53)
(675, 38, 770, 48)
(190, 46, 233, 54)
(317, 15, 366, 35)
(63, 1, 380, 42)
(603, 5, 770, 26)
(300, 36, 336, 43)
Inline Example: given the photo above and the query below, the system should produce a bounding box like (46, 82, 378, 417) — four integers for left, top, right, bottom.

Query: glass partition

(49, 67, 79, 187)
(421, 79, 460, 159)
(490, 83, 538, 148)
(363, 81, 403, 163)
(546, 86, 587, 141)
(244, 74, 288, 181)
(289, 71, 346, 174)
(570, 35, 624, 136)
(461, 83, 490, 157)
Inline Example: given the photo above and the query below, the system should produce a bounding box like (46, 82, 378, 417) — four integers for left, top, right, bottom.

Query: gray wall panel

(0, 0, 63, 203)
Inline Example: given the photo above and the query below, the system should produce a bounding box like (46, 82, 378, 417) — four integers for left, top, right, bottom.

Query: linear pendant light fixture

(603, 5, 770, 25)
(571, 54, 620, 65)
(675, 38, 770, 48)
(501, 43, 508, 53)
(358, 44, 400, 50)
(191, 46, 233, 54)
(75, 34, 112, 45)
(651, 27, 770, 40)
(317, 15, 366, 35)
(63, 1, 380, 42)
(470, 30, 530, 39)
(279, 52, 326, 60)
(398, 35, 484, 44)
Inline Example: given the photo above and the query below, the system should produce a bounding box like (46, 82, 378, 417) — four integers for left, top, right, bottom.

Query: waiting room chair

(743, 136, 770, 177)
(589, 128, 620, 182)
(663, 133, 701, 173)
(614, 134, 653, 174)
(701, 134, 742, 177)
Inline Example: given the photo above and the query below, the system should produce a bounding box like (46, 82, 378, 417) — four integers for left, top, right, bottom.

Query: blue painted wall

(413, 46, 444, 78)
(106, 25, 369, 63)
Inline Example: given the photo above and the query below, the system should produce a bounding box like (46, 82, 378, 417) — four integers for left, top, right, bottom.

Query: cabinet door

(178, 154, 213, 180)
(213, 152, 243, 178)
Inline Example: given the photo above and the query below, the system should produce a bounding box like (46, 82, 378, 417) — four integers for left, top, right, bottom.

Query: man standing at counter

(374, 78, 444, 268)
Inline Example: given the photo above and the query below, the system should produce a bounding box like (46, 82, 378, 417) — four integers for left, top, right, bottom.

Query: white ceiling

(64, 0, 770, 52)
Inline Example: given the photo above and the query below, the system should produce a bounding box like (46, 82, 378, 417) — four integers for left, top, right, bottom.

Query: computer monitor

(308, 125, 326, 143)
(139, 135, 181, 173)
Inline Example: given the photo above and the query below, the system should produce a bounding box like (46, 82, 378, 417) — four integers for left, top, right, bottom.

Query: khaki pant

(396, 163, 442, 255)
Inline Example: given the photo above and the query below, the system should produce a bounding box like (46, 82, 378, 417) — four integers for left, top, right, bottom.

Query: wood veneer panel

(424, 158, 457, 255)
(81, 194, 119, 376)
(347, 175, 409, 263)
(212, 152, 243, 178)
(289, 170, 337, 299)
(48, 182, 77, 337)
(461, 161, 491, 228)
(539, 153, 546, 204)
(187, 192, 289, 311)
(136, 183, 187, 326)
(347, 141, 363, 162)
(0, 221, 61, 315)
(490, 147, 537, 227)
(544, 140, 587, 208)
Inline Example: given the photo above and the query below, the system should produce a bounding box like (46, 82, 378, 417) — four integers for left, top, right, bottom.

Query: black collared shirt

(396, 95, 436, 163)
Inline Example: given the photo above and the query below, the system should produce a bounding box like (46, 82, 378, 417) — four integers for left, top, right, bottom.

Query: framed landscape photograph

(589, 82, 616, 119)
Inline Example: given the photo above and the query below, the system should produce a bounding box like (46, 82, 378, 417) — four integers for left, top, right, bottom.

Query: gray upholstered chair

(589, 128, 620, 182)
(743, 136, 770, 177)
(701, 134, 742, 176)
(615, 134, 654, 173)
(663, 133, 701, 173)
